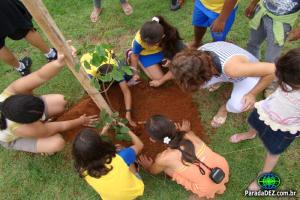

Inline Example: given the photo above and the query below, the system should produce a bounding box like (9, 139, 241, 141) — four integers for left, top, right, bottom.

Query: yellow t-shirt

(0, 90, 20, 142)
(84, 154, 144, 200)
(200, 0, 239, 14)
(80, 50, 119, 78)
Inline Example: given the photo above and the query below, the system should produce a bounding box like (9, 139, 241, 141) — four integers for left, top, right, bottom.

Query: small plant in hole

(79, 44, 134, 142)
(96, 110, 132, 142)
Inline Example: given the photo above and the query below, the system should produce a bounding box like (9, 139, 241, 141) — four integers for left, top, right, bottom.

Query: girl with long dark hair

(138, 115, 229, 199)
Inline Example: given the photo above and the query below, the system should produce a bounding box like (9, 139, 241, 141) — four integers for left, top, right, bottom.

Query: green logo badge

(258, 172, 281, 190)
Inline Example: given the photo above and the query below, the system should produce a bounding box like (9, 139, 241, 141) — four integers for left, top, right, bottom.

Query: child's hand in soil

(126, 113, 137, 127)
(80, 114, 99, 127)
(149, 79, 163, 87)
(115, 144, 124, 152)
(138, 154, 153, 171)
(175, 120, 191, 132)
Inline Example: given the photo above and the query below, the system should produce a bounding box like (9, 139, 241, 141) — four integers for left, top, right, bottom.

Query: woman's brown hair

(171, 49, 215, 91)
(276, 48, 300, 92)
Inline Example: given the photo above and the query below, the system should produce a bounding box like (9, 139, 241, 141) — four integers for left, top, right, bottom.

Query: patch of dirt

(58, 82, 207, 158)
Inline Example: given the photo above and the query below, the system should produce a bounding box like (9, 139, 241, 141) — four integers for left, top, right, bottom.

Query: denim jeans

(93, 0, 126, 8)
(247, 15, 291, 62)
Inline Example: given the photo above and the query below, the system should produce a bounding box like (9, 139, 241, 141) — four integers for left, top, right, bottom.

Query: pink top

(255, 87, 300, 134)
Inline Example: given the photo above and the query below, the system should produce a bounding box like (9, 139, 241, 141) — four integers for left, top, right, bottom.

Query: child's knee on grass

(37, 134, 66, 153)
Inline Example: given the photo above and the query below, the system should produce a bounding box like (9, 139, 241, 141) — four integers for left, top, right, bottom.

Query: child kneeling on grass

(72, 128, 144, 200)
(81, 49, 137, 127)
(127, 16, 186, 87)
(230, 48, 300, 190)
(0, 45, 97, 155)
(138, 115, 229, 199)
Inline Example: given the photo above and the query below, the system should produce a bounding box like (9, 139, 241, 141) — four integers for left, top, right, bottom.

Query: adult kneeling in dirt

(171, 41, 275, 130)
(0, 47, 97, 154)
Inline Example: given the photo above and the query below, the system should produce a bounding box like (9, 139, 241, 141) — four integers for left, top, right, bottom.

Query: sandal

(207, 82, 222, 92)
(211, 115, 227, 128)
(121, 2, 133, 16)
(90, 8, 102, 23)
(229, 133, 256, 144)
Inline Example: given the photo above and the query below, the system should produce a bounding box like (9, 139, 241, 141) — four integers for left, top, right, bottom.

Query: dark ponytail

(155, 16, 185, 59)
(146, 115, 203, 173)
(0, 102, 7, 130)
(0, 95, 45, 129)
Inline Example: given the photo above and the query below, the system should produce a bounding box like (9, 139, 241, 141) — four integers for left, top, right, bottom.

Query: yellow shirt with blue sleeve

(131, 31, 164, 67)
(200, 0, 239, 13)
(84, 147, 144, 200)
(0, 90, 20, 143)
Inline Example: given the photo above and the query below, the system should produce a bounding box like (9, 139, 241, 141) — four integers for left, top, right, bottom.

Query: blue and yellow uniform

(84, 148, 144, 200)
(192, 0, 239, 41)
(80, 50, 132, 82)
(131, 31, 164, 68)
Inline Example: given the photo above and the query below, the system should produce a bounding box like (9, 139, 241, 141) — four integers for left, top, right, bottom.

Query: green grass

(0, 0, 300, 199)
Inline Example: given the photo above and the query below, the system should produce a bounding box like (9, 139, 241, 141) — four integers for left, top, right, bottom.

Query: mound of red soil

(58, 82, 207, 158)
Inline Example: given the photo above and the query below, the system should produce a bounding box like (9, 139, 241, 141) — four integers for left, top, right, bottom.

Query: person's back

(161, 132, 229, 199)
(73, 128, 144, 200)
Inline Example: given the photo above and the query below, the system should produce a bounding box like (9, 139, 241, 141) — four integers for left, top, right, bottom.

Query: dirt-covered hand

(242, 93, 256, 111)
(80, 114, 99, 127)
(149, 79, 162, 87)
(288, 28, 300, 41)
(175, 120, 191, 132)
(126, 112, 137, 127)
(138, 154, 153, 170)
(211, 17, 226, 33)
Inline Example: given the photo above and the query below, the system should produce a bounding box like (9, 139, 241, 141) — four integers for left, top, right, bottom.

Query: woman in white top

(0, 45, 97, 154)
(230, 48, 300, 190)
(171, 41, 275, 129)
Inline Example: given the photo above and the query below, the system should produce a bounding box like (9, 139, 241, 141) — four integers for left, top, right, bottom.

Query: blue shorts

(192, 0, 238, 41)
(248, 109, 299, 155)
(139, 52, 164, 68)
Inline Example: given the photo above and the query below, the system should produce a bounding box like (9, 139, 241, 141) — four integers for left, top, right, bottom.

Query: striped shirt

(199, 41, 258, 83)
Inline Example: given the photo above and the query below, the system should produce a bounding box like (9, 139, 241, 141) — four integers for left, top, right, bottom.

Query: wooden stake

(21, 0, 112, 114)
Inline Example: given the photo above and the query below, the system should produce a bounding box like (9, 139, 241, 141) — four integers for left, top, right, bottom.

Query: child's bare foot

(90, 7, 102, 23)
(121, 2, 133, 16)
(211, 105, 227, 128)
(230, 132, 256, 143)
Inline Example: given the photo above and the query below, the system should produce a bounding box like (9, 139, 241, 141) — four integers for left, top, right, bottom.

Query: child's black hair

(276, 48, 300, 92)
(72, 129, 116, 178)
(140, 16, 185, 59)
(145, 115, 202, 169)
(0, 94, 45, 130)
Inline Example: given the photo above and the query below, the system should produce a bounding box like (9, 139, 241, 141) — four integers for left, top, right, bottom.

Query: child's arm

(149, 71, 174, 87)
(119, 81, 136, 126)
(138, 154, 166, 175)
(225, 56, 275, 111)
(6, 55, 67, 95)
(211, 0, 238, 33)
(245, 0, 260, 18)
(288, 27, 300, 41)
(128, 130, 144, 155)
(14, 114, 98, 138)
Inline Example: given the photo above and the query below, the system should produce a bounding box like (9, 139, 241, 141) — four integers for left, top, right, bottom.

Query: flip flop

(121, 2, 133, 16)
(229, 133, 256, 144)
(211, 115, 227, 128)
(90, 8, 102, 23)
(207, 82, 222, 92)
